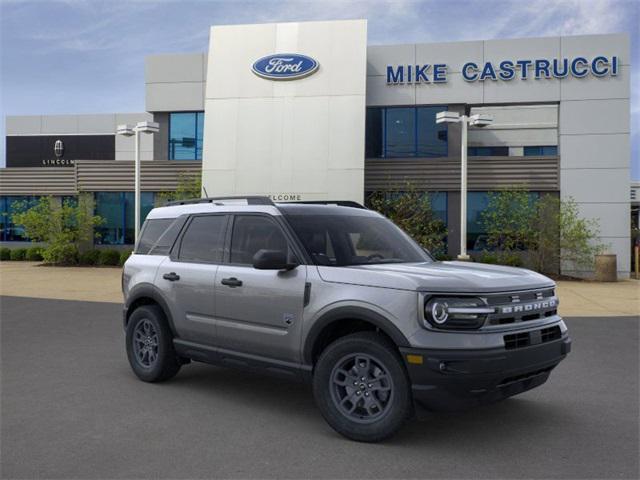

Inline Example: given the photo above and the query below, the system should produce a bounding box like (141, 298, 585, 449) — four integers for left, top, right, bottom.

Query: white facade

(201, 20, 368, 203)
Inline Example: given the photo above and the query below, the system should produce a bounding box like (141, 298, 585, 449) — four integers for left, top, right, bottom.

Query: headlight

(424, 297, 494, 330)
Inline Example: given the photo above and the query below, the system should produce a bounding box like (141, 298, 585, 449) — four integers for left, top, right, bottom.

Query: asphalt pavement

(1, 296, 638, 479)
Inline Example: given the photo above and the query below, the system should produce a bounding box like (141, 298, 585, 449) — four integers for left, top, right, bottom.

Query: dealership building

(0, 20, 632, 277)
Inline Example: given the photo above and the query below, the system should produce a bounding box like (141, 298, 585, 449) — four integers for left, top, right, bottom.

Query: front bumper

(400, 333, 571, 411)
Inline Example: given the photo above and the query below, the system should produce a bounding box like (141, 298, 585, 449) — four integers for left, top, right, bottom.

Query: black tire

(126, 305, 181, 382)
(313, 332, 413, 442)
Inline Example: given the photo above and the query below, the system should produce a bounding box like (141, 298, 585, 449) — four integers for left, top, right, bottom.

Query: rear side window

(178, 215, 227, 263)
(147, 217, 186, 255)
(137, 219, 175, 254)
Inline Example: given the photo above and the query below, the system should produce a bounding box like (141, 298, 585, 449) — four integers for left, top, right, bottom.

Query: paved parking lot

(1, 295, 638, 479)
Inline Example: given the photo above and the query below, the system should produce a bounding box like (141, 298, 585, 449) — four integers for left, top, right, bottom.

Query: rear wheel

(313, 332, 413, 442)
(126, 305, 181, 382)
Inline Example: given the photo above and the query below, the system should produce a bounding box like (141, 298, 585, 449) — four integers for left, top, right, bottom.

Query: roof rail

(280, 200, 367, 209)
(166, 196, 274, 206)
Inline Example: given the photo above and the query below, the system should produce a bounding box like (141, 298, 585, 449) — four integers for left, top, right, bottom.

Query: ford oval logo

(252, 53, 319, 80)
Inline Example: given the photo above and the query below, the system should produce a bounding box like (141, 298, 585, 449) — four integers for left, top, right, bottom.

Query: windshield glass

(285, 214, 432, 266)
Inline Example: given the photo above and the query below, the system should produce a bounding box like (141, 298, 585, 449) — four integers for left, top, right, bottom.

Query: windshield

(285, 214, 432, 266)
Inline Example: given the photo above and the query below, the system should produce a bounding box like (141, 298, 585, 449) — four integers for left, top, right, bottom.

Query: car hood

(316, 261, 554, 293)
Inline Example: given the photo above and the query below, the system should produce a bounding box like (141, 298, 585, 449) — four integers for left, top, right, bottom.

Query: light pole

(116, 121, 159, 244)
(436, 111, 492, 260)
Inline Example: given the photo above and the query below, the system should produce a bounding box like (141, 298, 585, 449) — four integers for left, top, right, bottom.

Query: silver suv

(122, 196, 571, 442)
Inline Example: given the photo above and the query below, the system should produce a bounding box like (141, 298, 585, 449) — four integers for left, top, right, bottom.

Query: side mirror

(252, 249, 298, 270)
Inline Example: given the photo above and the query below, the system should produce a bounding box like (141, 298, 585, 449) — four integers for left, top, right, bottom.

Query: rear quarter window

(136, 218, 179, 255)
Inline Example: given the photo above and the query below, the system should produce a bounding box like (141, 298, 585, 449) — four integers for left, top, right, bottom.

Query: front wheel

(312, 332, 413, 442)
(125, 305, 181, 382)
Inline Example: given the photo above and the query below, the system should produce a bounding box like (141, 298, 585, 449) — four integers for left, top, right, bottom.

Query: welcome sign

(386, 55, 620, 84)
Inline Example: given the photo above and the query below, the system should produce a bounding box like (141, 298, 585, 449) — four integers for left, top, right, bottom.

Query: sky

(1, 0, 638, 177)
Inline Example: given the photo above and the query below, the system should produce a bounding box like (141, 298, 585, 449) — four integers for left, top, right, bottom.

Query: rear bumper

(400, 334, 571, 411)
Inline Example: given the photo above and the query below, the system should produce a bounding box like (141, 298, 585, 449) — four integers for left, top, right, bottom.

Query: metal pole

(134, 128, 141, 245)
(458, 116, 469, 260)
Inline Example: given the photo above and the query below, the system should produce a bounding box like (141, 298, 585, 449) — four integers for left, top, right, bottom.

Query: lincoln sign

(386, 55, 620, 84)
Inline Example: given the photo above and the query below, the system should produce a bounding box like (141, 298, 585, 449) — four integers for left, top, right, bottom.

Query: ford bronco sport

(122, 196, 571, 442)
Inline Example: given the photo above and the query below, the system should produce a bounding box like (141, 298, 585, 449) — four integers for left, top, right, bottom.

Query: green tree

(11, 195, 103, 265)
(480, 187, 536, 253)
(366, 185, 447, 256)
(481, 188, 605, 275)
(556, 197, 605, 271)
(156, 173, 202, 205)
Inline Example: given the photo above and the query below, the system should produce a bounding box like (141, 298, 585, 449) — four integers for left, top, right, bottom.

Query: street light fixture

(116, 121, 159, 245)
(436, 110, 493, 260)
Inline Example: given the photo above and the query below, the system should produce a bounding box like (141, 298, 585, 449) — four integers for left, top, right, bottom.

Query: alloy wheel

(329, 353, 394, 424)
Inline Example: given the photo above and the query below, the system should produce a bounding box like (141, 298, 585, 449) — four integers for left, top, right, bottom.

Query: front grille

(485, 288, 557, 326)
(504, 326, 562, 350)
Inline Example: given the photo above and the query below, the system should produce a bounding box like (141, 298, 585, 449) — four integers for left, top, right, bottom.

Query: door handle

(221, 277, 243, 288)
(162, 272, 180, 282)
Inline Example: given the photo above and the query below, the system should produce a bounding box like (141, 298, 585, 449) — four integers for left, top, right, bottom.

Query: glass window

(467, 192, 491, 252)
(230, 215, 289, 265)
(124, 192, 155, 244)
(385, 107, 415, 157)
(169, 112, 204, 160)
(468, 146, 509, 156)
(429, 192, 448, 225)
(148, 217, 187, 256)
(95, 192, 125, 245)
(178, 215, 227, 263)
(285, 213, 431, 266)
(137, 218, 175, 254)
(0, 196, 40, 242)
(196, 112, 204, 159)
(365, 108, 383, 158)
(417, 107, 448, 157)
(524, 146, 558, 156)
(366, 106, 448, 158)
(95, 192, 155, 245)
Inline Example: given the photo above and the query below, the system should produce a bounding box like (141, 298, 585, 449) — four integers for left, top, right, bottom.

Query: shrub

(119, 250, 133, 266)
(481, 189, 604, 275)
(98, 249, 121, 266)
(0, 248, 11, 261)
(79, 249, 101, 266)
(42, 244, 79, 265)
(26, 246, 43, 261)
(478, 251, 499, 264)
(434, 253, 452, 261)
(366, 184, 447, 256)
(11, 194, 103, 265)
(156, 173, 202, 205)
(500, 252, 523, 267)
(10, 248, 27, 261)
(481, 187, 535, 253)
(478, 251, 522, 267)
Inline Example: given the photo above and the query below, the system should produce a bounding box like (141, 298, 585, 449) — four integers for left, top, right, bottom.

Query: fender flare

(124, 283, 177, 336)
(302, 306, 411, 364)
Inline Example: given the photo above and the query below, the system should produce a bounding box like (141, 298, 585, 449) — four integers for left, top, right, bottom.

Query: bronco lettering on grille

(500, 299, 556, 314)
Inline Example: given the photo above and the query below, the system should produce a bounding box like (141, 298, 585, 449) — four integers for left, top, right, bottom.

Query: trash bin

(594, 254, 617, 282)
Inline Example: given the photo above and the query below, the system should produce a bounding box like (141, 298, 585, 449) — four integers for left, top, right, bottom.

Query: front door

(214, 214, 307, 363)
(156, 214, 229, 345)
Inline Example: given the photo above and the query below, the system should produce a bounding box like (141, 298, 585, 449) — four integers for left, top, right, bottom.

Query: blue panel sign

(386, 55, 620, 84)
(252, 54, 319, 80)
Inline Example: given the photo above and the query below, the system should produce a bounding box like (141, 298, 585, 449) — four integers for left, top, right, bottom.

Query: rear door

(214, 214, 307, 363)
(156, 214, 229, 345)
